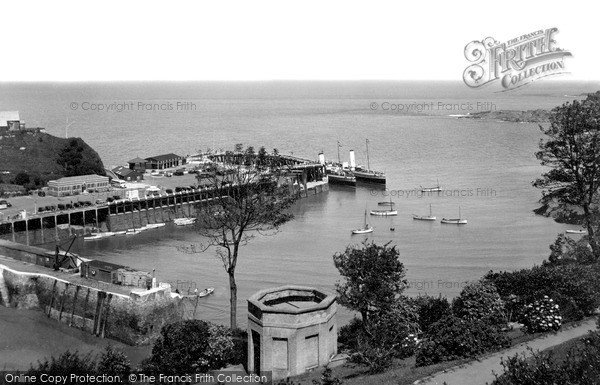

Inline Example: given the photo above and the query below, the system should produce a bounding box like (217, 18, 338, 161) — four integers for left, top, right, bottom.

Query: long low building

(145, 153, 186, 170)
(47, 174, 110, 197)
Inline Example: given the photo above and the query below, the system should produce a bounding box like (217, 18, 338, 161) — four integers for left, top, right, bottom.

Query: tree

(534, 96, 600, 259)
(57, 138, 105, 177)
(256, 146, 268, 169)
(13, 171, 30, 186)
(188, 162, 297, 328)
(333, 240, 407, 328)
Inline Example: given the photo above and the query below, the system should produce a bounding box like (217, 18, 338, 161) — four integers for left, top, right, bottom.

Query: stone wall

(0, 264, 183, 345)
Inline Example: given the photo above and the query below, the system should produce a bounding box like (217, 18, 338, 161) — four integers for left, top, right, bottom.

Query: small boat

(83, 234, 104, 241)
(352, 209, 374, 234)
(125, 228, 141, 235)
(370, 209, 398, 216)
(441, 207, 467, 225)
(371, 195, 397, 215)
(413, 204, 436, 221)
(421, 179, 442, 193)
(84, 231, 115, 240)
(175, 217, 196, 226)
(181, 287, 215, 298)
(198, 287, 215, 297)
(565, 229, 587, 234)
(145, 223, 166, 229)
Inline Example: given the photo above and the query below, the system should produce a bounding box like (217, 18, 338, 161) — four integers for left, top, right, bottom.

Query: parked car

(174, 170, 184, 176)
(165, 189, 173, 194)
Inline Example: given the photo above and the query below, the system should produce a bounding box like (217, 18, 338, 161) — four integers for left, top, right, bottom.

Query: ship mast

(337, 141, 341, 165)
(365, 138, 370, 170)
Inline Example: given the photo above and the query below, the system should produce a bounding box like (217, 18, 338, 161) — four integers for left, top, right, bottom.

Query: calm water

(2, 80, 600, 327)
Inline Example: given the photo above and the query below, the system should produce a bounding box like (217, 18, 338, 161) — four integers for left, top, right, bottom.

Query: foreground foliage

(493, 330, 600, 384)
(141, 319, 238, 374)
(27, 346, 131, 380)
(415, 315, 510, 367)
(485, 264, 600, 323)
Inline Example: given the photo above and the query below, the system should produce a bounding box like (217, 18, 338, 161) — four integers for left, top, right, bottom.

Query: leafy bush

(521, 296, 562, 334)
(493, 331, 600, 384)
(312, 367, 343, 385)
(452, 280, 507, 327)
(143, 320, 211, 374)
(229, 328, 248, 368)
(199, 323, 235, 372)
(338, 317, 364, 352)
(484, 264, 600, 322)
(143, 320, 239, 374)
(350, 300, 420, 373)
(28, 350, 97, 375)
(27, 346, 131, 379)
(98, 346, 131, 379)
(410, 295, 451, 334)
(415, 315, 510, 367)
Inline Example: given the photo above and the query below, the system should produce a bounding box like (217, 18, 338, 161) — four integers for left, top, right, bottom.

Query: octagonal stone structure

(247, 285, 337, 380)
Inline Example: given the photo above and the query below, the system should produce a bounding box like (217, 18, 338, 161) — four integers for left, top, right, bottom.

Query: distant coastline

(459, 109, 550, 123)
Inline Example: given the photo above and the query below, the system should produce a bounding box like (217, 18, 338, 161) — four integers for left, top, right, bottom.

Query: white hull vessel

(370, 210, 398, 216)
(175, 217, 196, 226)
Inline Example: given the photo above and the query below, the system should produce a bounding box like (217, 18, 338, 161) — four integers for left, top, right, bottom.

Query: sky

(1, 0, 597, 82)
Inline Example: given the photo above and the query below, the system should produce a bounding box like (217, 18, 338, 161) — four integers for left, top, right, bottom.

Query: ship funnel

(318, 152, 325, 165)
(349, 150, 356, 170)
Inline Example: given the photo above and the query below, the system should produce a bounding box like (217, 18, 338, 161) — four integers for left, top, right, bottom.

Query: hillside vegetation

(0, 131, 105, 189)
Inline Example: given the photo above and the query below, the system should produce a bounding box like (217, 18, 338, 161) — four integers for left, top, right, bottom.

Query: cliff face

(0, 131, 105, 184)
(461, 109, 550, 123)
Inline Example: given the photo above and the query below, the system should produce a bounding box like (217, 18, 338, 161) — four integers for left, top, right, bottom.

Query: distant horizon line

(1, 79, 598, 84)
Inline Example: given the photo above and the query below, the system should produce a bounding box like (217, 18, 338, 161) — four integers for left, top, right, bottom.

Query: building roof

(0, 111, 20, 126)
(127, 157, 147, 164)
(48, 174, 108, 184)
(112, 166, 142, 178)
(146, 153, 183, 162)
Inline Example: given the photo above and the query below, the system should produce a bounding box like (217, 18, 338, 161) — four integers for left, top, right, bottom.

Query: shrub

(411, 295, 451, 334)
(143, 320, 211, 374)
(98, 346, 131, 379)
(28, 350, 97, 375)
(521, 296, 562, 334)
(452, 280, 506, 327)
(415, 315, 510, 367)
(338, 317, 363, 351)
(143, 320, 240, 375)
(312, 367, 343, 385)
(485, 264, 600, 323)
(350, 300, 420, 373)
(493, 331, 600, 384)
(198, 323, 235, 372)
(229, 328, 248, 368)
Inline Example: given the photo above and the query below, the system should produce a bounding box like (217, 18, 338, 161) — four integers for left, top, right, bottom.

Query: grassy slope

(0, 131, 104, 183)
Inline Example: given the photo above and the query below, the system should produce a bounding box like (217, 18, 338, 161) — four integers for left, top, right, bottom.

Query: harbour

(0, 81, 597, 329)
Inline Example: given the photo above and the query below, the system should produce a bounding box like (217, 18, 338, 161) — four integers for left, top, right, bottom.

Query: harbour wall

(0, 263, 183, 345)
(0, 182, 328, 245)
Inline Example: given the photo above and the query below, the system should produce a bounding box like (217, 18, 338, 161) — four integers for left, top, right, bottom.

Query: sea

(1, 80, 600, 328)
